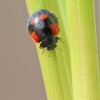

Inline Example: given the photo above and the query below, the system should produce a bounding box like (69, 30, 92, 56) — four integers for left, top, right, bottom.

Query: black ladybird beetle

(27, 9, 61, 50)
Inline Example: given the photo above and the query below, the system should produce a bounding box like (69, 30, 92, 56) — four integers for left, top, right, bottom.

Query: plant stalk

(65, 0, 100, 100)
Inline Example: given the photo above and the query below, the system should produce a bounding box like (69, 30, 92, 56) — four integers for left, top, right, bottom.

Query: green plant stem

(45, 0, 73, 100)
(37, 49, 64, 100)
(25, 0, 64, 100)
(65, 0, 99, 100)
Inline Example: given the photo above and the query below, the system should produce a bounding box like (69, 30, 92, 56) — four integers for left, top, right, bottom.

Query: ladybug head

(40, 36, 60, 50)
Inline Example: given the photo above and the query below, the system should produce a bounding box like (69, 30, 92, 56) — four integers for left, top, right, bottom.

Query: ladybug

(27, 9, 61, 50)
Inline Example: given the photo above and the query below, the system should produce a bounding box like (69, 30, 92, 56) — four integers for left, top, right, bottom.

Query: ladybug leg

(42, 48, 45, 54)
(55, 47, 62, 51)
(58, 38, 65, 43)
(48, 51, 50, 57)
(55, 37, 65, 43)
(39, 46, 44, 49)
(55, 37, 61, 43)
(59, 39, 65, 43)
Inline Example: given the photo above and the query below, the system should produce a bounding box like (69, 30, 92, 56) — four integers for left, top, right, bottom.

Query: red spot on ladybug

(31, 18, 40, 24)
(31, 18, 36, 24)
(40, 14, 48, 20)
(50, 23, 60, 35)
(30, 31, 40, 43)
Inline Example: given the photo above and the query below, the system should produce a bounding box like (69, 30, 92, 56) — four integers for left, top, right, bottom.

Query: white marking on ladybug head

(35, 17, 39, 23)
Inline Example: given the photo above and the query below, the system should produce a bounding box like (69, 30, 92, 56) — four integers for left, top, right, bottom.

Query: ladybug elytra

(27, 9, 61, 50)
